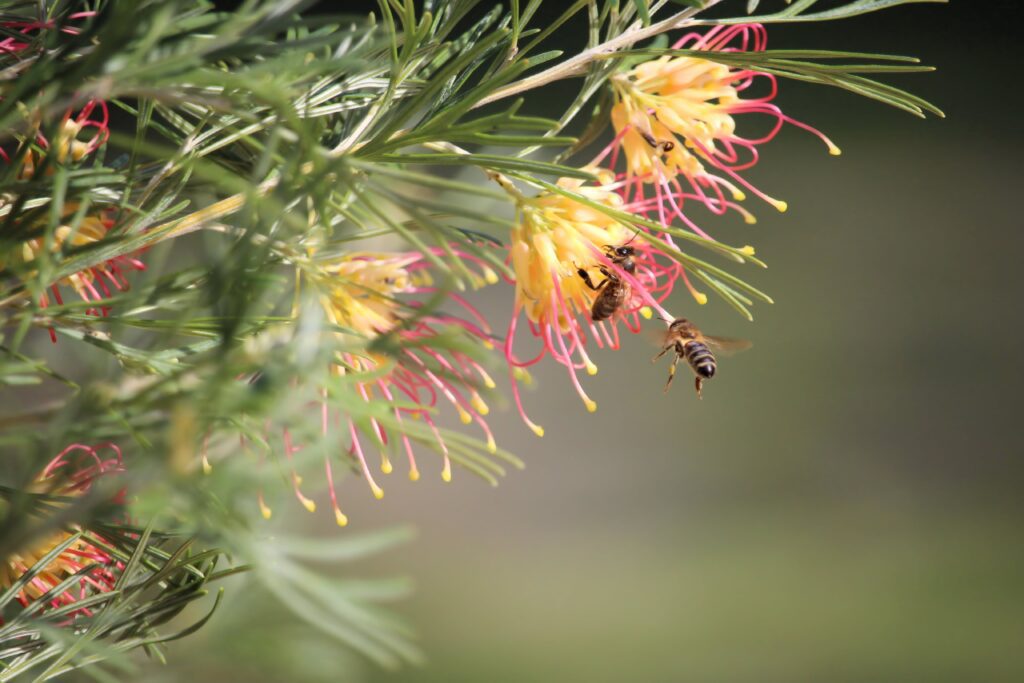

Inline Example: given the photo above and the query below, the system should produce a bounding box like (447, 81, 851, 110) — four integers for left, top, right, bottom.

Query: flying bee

(653, 318, 752, 399)
(576, 238, 638, 322)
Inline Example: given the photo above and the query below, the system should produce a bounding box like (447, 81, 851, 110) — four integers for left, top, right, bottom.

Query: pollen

(471, 392, 489, 415)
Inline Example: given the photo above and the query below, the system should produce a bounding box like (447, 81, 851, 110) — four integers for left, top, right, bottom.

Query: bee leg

(694, 376, 703, 400)
(577, 268, 608, 292)
(652, 345, 671, 363)
(663, 356, 679, 393)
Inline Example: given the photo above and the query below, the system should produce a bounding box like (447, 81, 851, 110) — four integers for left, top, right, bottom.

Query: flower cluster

(501, 23, 836, 426)
(253, 250, 500, 526)
(0, 12, 131, 342)
(221, 23, 838, 521)
(506, 172, 677, 430)
(604, 23, 839, 231)
(6, 209, 146, 342)
(0, 444, 124, 616)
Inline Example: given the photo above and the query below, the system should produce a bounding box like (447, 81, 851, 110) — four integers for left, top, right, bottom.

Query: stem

(472, 0, 723, 109)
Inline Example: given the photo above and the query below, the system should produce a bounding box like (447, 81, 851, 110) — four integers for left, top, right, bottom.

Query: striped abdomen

(683, 340, 716, 379)
(590, 278, 629, 321)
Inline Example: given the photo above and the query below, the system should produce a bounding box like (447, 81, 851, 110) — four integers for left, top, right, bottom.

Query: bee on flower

(0, 443, 124, 617)
(240, 249, 501, 527)
(605, 23, 840, 232)
(506, 171, 679, 434)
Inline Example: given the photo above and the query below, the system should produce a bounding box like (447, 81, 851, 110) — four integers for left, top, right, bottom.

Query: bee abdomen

(684, 341, 716, 379)
(590, 281, 628, 321)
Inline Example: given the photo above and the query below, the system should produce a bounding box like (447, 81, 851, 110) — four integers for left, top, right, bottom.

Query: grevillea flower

(0, 443, 124, 616)
(248, 249, 500, 527)
(606, 23, 839, 224)
(0, 11, 107, 174)
(9, 210, 146, 342)
(506, 172, 679, 433)
(0, 11, 95, 56)
(14, 101, 111, 179)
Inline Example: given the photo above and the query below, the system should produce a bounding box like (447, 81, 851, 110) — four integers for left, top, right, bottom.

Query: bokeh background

(150, 2, 1023, 682)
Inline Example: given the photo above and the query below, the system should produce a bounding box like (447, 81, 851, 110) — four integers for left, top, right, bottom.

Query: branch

(472, 0, 725, 109)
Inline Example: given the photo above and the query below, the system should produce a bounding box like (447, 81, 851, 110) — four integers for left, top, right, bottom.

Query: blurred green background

(151, 3, 1023, 682)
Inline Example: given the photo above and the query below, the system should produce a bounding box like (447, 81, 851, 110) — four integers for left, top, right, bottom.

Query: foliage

(0, 0, 939, 678)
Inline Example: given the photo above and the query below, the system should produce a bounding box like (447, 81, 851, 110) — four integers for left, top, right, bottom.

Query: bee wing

(644, 325, 675, 349)
(702, 335, 752, 356)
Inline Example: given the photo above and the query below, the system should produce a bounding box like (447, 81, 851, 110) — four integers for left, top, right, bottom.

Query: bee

(576, 240, 638, 322)
(653, 318, 751, 399)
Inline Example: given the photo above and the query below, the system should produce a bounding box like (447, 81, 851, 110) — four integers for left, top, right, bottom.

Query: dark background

(156, 2, 1024, 682)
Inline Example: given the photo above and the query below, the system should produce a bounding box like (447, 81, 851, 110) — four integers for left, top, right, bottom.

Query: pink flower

(605, 23, 839, 230)
(9, 209, 147, 342)
(236, 250, 502, 527)
(504, 172, 679, 433)
(0, 443, 124, 616)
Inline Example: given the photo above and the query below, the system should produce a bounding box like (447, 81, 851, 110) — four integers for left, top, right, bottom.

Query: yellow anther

(300, 496, 316, 513)
(335, 508, 349, 527)
(471, 392, 490, 415)
(258, 497, 272, 520)
(409, 467, 421, 482)
(640, 306, 653, 319)
(585, 361, 598, 376)
(483, 267, 499, 284)
(584, 399, 598, 413)
(486, 435, 497, 454)
(772, 199, 788, 213)
(371, 483, 384, 500)
(457, 406, 473, 424)
(381, 455, 393, 475)
(201, 454, 212, 475)
(441, 461, 452, 483)
(530, 423, 545, 438)
(738, 245, 756, 257)
(694, 292, 709, 305)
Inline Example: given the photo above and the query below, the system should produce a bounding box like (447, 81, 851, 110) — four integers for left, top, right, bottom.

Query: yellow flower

(506, 173, 674, 433)
(242, 250, 499, 527)
(0, 444, 123, 614)
(511, 173, 634, 331)
(606, 24, 839, 214)
(315, 251, 421, 337)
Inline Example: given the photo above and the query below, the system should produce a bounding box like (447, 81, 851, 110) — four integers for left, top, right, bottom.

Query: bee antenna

(624, 228, 641, 247)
